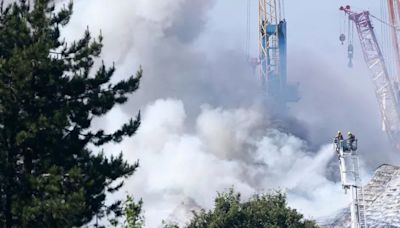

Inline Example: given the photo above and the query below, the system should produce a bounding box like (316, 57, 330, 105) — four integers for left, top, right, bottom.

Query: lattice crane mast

(257, 0, 298, 107)
(387, 0, 400, 83)
(340, 5, 400, 151)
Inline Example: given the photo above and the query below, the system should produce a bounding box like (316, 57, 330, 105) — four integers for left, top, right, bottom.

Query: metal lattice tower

(334, 134, 367, 228)
(387, 0, 400, 83)
(340, 6, 400, 151)
(258, 0, 298, 108)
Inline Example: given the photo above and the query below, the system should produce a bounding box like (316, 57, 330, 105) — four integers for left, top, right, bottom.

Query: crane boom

(341, 6, 400, 151)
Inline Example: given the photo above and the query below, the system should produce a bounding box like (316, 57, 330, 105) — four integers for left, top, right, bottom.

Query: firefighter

(335, 131, 343, 143)
(334, 131, 343, 154)
(348, 132, 356, 150)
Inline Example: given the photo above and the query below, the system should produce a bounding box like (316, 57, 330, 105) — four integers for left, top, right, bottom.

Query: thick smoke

(6, 0, 400, 226)
(62, 0, 262, 120)
(106, 99, 349, 227)
(61, 0, 399, 226)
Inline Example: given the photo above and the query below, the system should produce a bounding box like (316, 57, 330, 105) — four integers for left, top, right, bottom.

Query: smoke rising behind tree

(7, 0, 398, 226)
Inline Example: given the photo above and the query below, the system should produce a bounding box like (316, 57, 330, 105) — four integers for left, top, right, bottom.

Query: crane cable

(371, 13, 397, 28)
(380, 0, 394, 78)
(348, 15, 354, 45)
(339, 9, 347, 45)
(245, 0, 251, 59)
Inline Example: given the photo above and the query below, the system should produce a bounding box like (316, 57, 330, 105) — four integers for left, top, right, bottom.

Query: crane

(340, 5, 400, 152)
(256, 0, 298, 109)
(387, 0, 400, 83)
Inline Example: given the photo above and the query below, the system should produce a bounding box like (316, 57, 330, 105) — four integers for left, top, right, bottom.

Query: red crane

(340, 5, 400, 152)
(387, 0, 400, 83)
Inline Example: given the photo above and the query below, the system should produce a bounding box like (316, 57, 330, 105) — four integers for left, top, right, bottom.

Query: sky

(19, 0, 400, 226)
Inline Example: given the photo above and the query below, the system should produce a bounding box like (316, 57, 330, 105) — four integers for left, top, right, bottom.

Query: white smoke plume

(61, 0, 262, 120)
(4, 0, 399, 226)
(58, 0, 400, 226)
(60, 0, 399, 165)
(104, 99, 349, 227)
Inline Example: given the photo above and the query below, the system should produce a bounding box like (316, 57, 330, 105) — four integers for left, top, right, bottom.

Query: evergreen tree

(110, 195, 144, 228)
(0, 0, 141, 227)
(186, 189, 317, 228)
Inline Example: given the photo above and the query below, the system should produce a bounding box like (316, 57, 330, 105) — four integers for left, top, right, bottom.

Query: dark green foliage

(109, 194, 144, 228)
(123, 195, 144, 228)
(107, 195, 144, 228)
(187, 189, 317, 228)
(0, 0, 141, 227)
(162, 221, 180, 228)
(111, 195, 144, 228)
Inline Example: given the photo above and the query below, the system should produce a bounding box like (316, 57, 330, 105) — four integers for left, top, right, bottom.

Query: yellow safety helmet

(347, 131, 352, 135)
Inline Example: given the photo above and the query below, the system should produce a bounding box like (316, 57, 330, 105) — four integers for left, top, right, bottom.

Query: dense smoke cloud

(107, 99, 349, 227)
(60, 0, 400, 226)
(4, 0, 398, 226)
(62, 0, 262, 121)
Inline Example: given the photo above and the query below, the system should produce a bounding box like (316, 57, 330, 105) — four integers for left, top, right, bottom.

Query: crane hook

(348, 43, 354, 68)
(339, 34, 346, 45)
